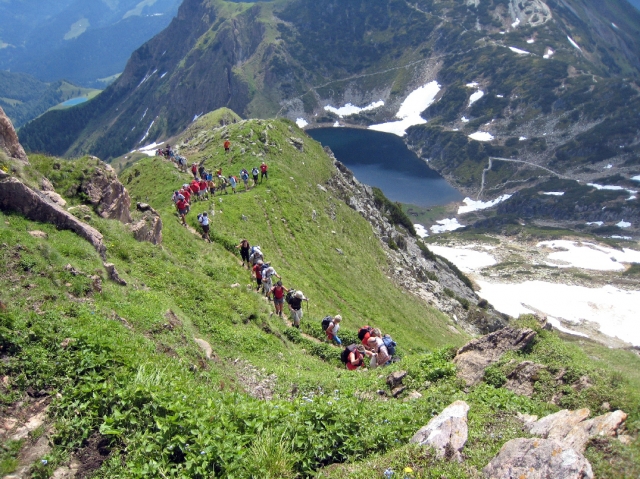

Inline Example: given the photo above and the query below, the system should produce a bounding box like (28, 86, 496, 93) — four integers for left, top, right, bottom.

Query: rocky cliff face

(0, 106, 28, 163)
(325, 148, 507, 334)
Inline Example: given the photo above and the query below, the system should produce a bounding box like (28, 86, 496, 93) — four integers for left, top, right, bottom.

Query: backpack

(358, 326, 373, 341)
(285, 289, 296, 305)
(382, 335, 397, 356)
(340, 344, 359, 364)
(252, 167, 259, 176)
(321, 316, 333, 331)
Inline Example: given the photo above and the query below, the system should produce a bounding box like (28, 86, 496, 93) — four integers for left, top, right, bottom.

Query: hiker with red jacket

(252, 259, 264, 292)
(189, 179, 200, 201)
(344, 345, 370, 371)
(176, 197, 189, 226)
(260, 161, 268, 183)
(191, 163, 198, 179)
(268, 280, 289, 317)
(198, 178, 209, 200)
(224, 140, 231, 153)
(181, 185, 191, 204)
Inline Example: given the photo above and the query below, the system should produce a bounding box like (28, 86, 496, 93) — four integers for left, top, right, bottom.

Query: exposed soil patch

(73, 432, 111, 479)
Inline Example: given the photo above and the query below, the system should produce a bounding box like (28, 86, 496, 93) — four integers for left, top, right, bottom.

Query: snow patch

(475, 280, 640, 346)
(631, 175, 640, 182)
(586, 221, 603, 226)
(324, 100, 384, 118)
(519, 136, 527, 141)
(465, 82, 479, 88)
(192, 113, 203, 122)
(611, 23, 619, 29)
(509, 46, 530, 55)
(543, 48, 554, 59)
(461, 116, 470, 123)
(430, 218, 465, 234)
(426, 245, 496, 273)
(543, 192, 564, 196)
(369, 81, 440, 136)
(469, 90, 484, 106)
(296, 118, 308, 128)
(468, 132, 494, 142)
(617, 220, 631, 228)
(414, 224, 429, 238)
(527, 38, 535, 44)
(134, 142, 162, 157)
(160, 72, 167, 79)
(567, 36, 582, 51)
(458, 195, 512, 214)
(333, 121, 342, 127)
(139, 120, 155, 144)
(496, 94, 504, 98)
(538, 240, 640, 271)
(511, 18, 521, 28)
(605, 164, 613, 169)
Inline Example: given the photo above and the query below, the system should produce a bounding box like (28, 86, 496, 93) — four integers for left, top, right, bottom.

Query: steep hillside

(18, 0, 640, 171)
(2, 118, 640, 477)
(0, 0, 181, 87)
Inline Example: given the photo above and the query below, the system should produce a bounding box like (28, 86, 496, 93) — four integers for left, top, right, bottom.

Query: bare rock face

(103, 263, 127, 286)
(0, 177, 106, 257)
(81, 162, 131, 223)
(410, 400, 469, 461)
(387, 370, 407, 389)
(527, 408, 628, 453)
(0, 106, 28, 163)
(483, 438, 593, 479)
(505, 361, 546, 396)
(131, 202, 163, 244)
(454, 327, 537, 386)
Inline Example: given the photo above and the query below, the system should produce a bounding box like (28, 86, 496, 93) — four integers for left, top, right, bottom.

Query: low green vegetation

(2, 116, 639, 476)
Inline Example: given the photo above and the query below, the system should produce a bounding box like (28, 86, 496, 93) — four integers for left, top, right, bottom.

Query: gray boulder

(131, 202, 163, 244)
(505, 361, 546, 397)
(453, 327, 537, 386)
(410, 400, 469, 461)
(0, 177, 106, 257)
(483, 438, 593, 479)
(80, 162, 131, 223)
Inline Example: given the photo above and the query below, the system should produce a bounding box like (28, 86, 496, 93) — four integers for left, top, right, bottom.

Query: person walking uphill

(261, 263, 281, 296)
(224, 140, 231, 153)
(268, 281, 288, 317)
(287, 290, 308, 328)
(197, 212, 211, 243)
(325, 315, 342, 345)
(252, 260, 264, 292)
(236, 239, 251, 267)
(260, 162, 268, 183)
(191, 163, 198, 179)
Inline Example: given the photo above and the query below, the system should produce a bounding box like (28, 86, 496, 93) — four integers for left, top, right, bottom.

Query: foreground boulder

(410, 400, 469, 461)
(527, 408, 628, 453)
(454, 327, 537, 386)
(483, 438, 593, 479)
(80, 161, 131, 223)
(131, 203, 163, 244)
(0, 177, 106, 257)
(0, 106, 28, 163)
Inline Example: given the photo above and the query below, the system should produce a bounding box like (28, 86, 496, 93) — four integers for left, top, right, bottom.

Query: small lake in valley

(61, 97, 88, 107)
(307, 127, 463, 207)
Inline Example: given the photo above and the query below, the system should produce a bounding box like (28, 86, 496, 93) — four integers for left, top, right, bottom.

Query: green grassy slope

(1, 116, 639, 476)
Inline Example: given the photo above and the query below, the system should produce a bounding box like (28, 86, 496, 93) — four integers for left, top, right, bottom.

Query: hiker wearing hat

(268, 280, 288, 317)
(325, 315, 342, 345)
(261, 263, 280, 295)
(260, 162, 268, 183)
(252, 259, 264, 291)
(288, 290, 308, 328)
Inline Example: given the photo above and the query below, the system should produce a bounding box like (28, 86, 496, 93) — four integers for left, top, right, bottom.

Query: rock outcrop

(504, 361, 546, 396)
(103, 263, 127, 286)
(0, 177, 106, 257)
(483, 437, 594, 479)
(131, 203, 163, 244)
(0, 106, 28, 163)
(527, 408, 628, 453)
(326, 154, 507, 334)
(81, 162, 131, 223)
(410, 400, 470, 461)
(453, 327, 537, 386)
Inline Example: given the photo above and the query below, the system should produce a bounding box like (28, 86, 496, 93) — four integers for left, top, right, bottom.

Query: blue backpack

(382, 335, 396, 356)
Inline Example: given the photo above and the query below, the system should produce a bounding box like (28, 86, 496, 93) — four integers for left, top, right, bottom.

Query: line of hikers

(237, 239, 398, 370)
(236, 240, 309, 329)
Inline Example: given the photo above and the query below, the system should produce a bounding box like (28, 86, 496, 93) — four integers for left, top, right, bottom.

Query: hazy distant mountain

(0, 0, 181, 87)
(629, 0, 640, 11)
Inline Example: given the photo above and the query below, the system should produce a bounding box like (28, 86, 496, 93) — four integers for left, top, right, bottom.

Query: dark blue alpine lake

(307, 127, 462, 207)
